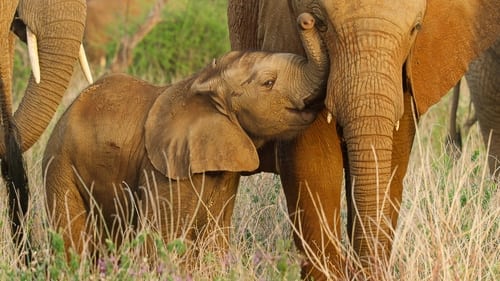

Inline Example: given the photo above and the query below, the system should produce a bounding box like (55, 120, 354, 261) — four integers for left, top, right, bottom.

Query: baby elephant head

(145, 13, 327, 179)
(192, 13, 328, 142)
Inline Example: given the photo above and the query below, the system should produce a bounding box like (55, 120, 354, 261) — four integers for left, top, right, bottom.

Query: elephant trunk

(329, 30, 405, 263)
(0, 1, 18, 122)
(297, 13, 329, 104)
(0, 0, 87, 154)
(343, 106, 395, 262)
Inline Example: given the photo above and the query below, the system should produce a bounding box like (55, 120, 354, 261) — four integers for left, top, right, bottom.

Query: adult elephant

(228, 0, 500, 279)
(448, 38, 500, 177)
(0, 0, 91, 259)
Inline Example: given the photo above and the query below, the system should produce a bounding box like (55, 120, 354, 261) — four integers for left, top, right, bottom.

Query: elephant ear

(144, 86, 259, 180)
(408, 0, 500, 116)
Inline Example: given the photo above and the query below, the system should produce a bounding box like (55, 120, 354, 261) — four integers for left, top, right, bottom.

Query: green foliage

(12, 44, 31, 105)
(49, 230, 67, 279)
(129, 0, 230, 83)
(166, 238, 187, 255)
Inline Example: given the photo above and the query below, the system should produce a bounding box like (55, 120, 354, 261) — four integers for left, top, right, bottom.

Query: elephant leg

(478, 118, 500, 178)
(44, 159, 89, 259)
(200, 176, 240, 252)
(138, 171, 186, 247)
(389, 93, 416, 229)
(467, 40, 500, 178)
(279, 110, 345, 280)
(138, 170, 239, 260)
(138, 173, 184, 260)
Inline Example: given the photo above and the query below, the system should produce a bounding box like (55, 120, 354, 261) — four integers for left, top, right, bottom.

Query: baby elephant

(43, 13, 327, 257)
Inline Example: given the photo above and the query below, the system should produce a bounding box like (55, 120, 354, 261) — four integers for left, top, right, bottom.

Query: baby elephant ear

(144, 91, 259, 180)
(190, 58, 221, 94)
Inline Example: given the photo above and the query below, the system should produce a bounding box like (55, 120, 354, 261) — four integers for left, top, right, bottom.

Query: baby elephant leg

(44, 158, 90, 258)
(199, 174, 240, 251)
(138, 170, 240, 256)
(137, 170, 197, 259)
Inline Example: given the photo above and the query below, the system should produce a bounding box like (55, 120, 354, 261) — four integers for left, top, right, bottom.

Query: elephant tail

(446, 79, 463, 157)
(0, 79, 31, 265)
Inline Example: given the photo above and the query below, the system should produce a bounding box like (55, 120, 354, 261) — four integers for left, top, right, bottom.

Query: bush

(129, 0, 230, 84)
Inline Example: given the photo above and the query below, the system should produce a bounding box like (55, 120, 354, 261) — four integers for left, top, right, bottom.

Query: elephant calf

(43, 13, 328, 257)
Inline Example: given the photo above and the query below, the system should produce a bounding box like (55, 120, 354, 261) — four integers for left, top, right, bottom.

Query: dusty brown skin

(42, 14, 328, 257)
(228, 0, 500, 279)
(449, 39, 500, 178)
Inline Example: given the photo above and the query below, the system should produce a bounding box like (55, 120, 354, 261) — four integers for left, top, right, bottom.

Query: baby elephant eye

(262, 79, 275, 89)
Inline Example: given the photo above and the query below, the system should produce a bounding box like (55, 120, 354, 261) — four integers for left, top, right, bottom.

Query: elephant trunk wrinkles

(336, 55, 402, 263)
(344, 112, 395, 260)
(0, 0, 86, 154)
(0, 1, 18, 124)
(298, 13, 329, 103)
(321, 17, 406, 268)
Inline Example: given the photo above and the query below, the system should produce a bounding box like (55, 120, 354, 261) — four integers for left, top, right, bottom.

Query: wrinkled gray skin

(42, 14, 329, 258)
(0, 0, 87, 153)
(448, 39, 500, 177)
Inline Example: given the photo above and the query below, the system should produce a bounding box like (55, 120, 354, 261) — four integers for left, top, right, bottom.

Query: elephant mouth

(286, 107, 318, 126)
(286, 93, 325, 126)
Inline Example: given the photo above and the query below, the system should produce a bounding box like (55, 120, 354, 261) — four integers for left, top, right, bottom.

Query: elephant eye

(262, 79, 275, 89)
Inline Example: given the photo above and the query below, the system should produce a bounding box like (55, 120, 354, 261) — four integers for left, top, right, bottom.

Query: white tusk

(395, 120, 400, 131)
(27, 27, 41, 84)
(212, 58, 217, 67)
(79, 45, 93, 84)
(327, 112, 333, 124)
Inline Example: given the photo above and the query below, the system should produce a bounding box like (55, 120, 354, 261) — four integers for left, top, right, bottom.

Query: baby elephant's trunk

(297, 12, 329, 105)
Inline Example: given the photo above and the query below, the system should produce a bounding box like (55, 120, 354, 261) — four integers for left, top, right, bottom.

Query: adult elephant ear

(144, 82, 259, 180)
(407, 0, 500, 116)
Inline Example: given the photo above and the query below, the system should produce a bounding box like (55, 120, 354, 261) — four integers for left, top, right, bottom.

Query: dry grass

(0, 88, 498, 280)
(3, 3, 499, 276)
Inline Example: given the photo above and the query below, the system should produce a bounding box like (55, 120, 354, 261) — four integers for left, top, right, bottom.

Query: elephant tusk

(26, 27, 41, 84)
(79, 45, 93, 84)
(395, 120, 400, 131)
(327, 112, 333, 124)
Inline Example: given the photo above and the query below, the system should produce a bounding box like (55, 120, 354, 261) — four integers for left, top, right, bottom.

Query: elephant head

(228, 0, 500, 274)
(146, 13, 328, 179)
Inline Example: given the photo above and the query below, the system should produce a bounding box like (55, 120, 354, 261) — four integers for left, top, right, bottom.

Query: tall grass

(2, 0, 499, 280)
(1, 86, 498, 280)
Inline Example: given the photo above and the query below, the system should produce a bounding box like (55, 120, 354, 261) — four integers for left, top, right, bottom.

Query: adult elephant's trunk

(294, 13, 328, 105)
(1, 0, 87, 154)
(298, 13, 329, 83)
(343, 104, 395, 260)
(0, 1, 18, 121)
(327, 24, 405, 263)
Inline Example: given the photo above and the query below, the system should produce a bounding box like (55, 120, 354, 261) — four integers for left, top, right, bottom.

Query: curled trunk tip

(298, 13, 315, 30)
(297, 12, 329, 81)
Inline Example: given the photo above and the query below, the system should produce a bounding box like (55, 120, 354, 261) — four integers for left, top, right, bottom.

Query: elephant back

(43, 73, 164, 187)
